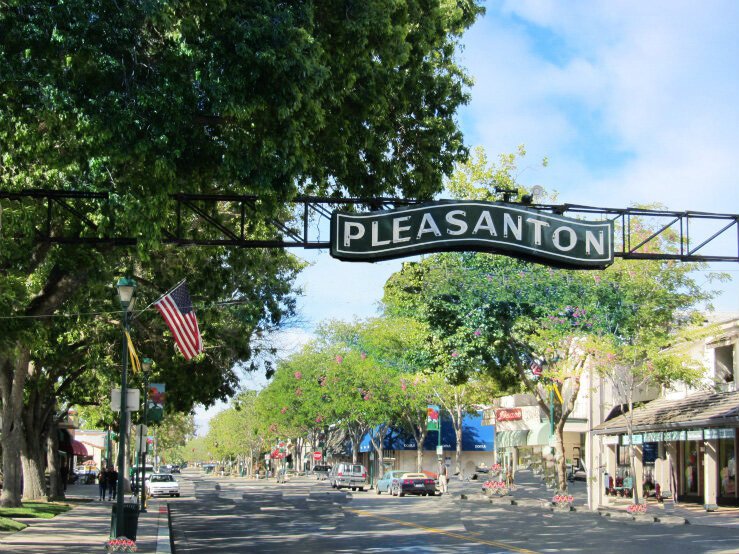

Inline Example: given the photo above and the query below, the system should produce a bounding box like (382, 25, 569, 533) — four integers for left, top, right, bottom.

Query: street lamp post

(139, 358, 152, 514)
(114, 277, 136, 539)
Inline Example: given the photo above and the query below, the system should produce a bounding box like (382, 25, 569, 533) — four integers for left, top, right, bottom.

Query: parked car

(312, 464, 332, 480)
(329, 463, 367, 491)
(171, 465, 181, 474)
(378, 471, 436, 497)
(146, 473, 180, 497)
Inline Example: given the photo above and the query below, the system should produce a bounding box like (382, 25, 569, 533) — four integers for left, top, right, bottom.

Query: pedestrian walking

(439, 463, 448, 493)
(97, 467, 108, 500)
(107, 467, 118, 501)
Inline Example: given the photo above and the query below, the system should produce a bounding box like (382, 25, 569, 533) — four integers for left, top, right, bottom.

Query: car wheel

(351, 487, 356, 491)
(376, 487, 381, 495)
(398, 488, 405, 497)
(359, 487, 364, 492)
(428, 491, 435, 496)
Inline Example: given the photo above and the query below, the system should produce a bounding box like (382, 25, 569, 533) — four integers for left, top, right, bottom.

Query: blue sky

(195, 1, 739, 431)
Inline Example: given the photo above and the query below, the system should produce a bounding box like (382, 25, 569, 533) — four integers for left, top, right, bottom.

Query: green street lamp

(113, 277, 136, 539)
(139, 357, 152, 514)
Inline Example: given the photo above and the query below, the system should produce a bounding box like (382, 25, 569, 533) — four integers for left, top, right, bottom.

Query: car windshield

(151, 475, 174, 482)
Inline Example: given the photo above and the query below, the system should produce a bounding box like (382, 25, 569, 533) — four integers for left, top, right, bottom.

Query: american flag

(154, 281, 203, 360)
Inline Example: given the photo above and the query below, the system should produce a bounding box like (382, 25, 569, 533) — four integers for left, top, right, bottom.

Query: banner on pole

(147, 383, 166, 423)
(427, 405, 440, 431)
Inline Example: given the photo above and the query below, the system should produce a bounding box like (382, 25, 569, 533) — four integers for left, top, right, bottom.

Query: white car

(146, 473, 180, 497)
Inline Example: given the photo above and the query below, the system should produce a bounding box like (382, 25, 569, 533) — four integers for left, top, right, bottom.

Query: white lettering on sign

(552, 226, 577, 252)
(417, 213, 442, 238)
(503, 213, 522, 240)
(392, 216, 412, 243)
(344, 222, 365, 247)
(371, 220, 390, 246)
(526, 218, 550, 246)
(445, 210, 468, 235)
(472, 211, 497, 236)
(585, 230, 605, 255)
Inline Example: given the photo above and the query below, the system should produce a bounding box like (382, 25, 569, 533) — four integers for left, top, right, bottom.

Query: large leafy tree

(0, 0, 483, 506)
(383, 147, 722, 491)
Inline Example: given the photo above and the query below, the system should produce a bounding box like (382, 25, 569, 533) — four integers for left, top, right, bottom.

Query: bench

(611, 476, 633, 496)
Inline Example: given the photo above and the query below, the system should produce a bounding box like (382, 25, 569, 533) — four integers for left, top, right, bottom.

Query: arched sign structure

(331, 201, 612, 269)
(1, 190, 737, 266)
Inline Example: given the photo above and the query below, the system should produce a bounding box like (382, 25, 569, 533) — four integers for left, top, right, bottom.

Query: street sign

(136, 424, 148, 451)
(313, 452, 322, 461)
(331, 201, 614, 268)
(111, 388, 140, 411)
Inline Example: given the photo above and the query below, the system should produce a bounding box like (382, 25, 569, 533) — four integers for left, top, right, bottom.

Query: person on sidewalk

(97, 467, 108, 501)
(107, 467, 118, 501)
(439, 463, 448, 494)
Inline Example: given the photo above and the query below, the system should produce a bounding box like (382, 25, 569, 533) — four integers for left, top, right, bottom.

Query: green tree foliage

(0, 0, 484, 506)
(382, 146, 723, 491)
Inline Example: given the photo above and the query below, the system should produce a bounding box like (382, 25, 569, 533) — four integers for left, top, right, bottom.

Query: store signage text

(330, 201, 614, 268)
(495, 408, 523, 422)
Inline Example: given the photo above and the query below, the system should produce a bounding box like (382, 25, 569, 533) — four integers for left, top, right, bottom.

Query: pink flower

(295, 387, 303, 397)
(280, 407, 287, 414)
(361, 352, 367, 360)
(400, 379, 407, 391)
(294, 371, 302, 380)
(593, 275, 602, 284)
(335, 355, 343, 364)
(451, 351, 459, 358)
(315, 416, 323, 423)
(474, 329, 482, 337)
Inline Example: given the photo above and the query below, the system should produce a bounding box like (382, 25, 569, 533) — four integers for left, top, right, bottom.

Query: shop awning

(69, 439, 88, 457)
(593, 389, 739, 435)
(526, 421, 550, 446)
(496, 430, 529, 448)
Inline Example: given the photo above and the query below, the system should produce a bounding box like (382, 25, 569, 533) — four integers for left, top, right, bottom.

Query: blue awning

(359, 411, 494, 452)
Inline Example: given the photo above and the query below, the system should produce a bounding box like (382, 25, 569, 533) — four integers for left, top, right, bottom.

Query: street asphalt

(168, 468, 739, 554)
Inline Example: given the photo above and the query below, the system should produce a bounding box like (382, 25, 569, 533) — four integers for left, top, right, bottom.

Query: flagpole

(132, 279, 187, 321)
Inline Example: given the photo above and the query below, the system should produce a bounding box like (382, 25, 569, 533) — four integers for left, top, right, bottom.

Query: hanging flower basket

(105, 537, 137, 552)
(552, 494, 574, 510)
(482, 480, 509, 497)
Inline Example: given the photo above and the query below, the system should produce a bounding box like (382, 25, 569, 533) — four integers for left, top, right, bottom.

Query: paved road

(169, 473, 739, 554)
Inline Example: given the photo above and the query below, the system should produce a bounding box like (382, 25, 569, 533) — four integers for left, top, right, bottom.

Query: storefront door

(681, 441, 701, 498)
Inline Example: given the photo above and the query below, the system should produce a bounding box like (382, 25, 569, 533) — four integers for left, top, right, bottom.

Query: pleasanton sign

(330, 201, 613, 269)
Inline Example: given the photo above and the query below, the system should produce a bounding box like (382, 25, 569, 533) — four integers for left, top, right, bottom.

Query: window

(719, 437, 736, 497)
(714, 345, 735, 383)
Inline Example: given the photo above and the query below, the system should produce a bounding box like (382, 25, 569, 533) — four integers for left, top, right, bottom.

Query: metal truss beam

(1, 190, 737, 263)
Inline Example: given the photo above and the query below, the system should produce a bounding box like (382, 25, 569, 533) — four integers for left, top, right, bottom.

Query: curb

(155, 504, 172, 553)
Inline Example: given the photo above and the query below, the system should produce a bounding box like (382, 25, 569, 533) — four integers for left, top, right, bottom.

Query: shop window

(682, 442, 699, 495)
(715, 345, 734, 383)
(719, 437, 736, 497)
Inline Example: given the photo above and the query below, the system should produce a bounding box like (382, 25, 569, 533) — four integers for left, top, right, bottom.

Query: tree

(382, 146, 722, 492)
(1, 1, 484, 506)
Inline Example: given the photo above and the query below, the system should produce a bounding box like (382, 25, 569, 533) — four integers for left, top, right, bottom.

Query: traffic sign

(313, 452, 322, 461)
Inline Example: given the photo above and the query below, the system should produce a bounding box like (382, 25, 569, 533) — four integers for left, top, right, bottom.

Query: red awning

(70, 439, 88, 457)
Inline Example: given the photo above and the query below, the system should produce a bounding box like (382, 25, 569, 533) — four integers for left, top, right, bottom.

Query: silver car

(329, 463, 367, 491)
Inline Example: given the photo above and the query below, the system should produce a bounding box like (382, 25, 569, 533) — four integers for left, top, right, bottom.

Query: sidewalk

(0, 482, 171, 553)
(449, 468, 739, 528)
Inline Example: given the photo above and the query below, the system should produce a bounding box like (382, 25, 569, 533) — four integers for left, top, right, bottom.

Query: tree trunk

(0, 349, 32, 508)
(21, 451, 46, 501)
(555, 421, 568, 493)
(21, 386, 51, 501)
(454, 404, 463, 480)
(47, 420, 64, 500)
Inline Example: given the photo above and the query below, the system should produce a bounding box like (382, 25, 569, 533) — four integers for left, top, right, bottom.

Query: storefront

(357, 411, 494, 480)
(594, 390, 739, 507)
